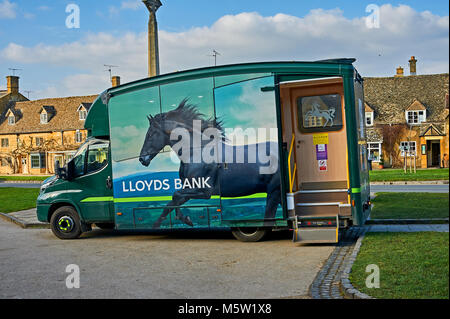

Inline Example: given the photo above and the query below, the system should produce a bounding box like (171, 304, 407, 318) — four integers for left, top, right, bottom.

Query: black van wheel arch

(50, 206, 82, 240)
(95, 223, 115, 230)
(231, 227, 269, 242)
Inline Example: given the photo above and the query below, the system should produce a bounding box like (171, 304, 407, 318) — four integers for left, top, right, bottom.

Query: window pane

(31, 155, 40, 168)
(87, 143, 109, 173)
(72, 147, 87, 177)
(298, 94, 343, 132)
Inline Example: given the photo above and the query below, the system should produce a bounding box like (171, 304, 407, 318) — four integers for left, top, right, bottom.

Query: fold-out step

(293, 215, 339, 244)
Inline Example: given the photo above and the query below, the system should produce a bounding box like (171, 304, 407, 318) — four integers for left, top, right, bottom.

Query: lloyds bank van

(36, 60, 371, 243)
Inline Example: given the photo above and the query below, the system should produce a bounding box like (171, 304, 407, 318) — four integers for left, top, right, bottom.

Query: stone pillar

(148, 10, 160, 77)
(395, 67, 404, 77)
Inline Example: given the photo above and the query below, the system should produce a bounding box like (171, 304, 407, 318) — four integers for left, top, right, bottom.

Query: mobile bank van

(37, 60, 371, 243)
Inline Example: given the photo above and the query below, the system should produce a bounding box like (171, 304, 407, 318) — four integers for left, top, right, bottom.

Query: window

(400, 141, 416, 156)
(40, 112, 48, 124)
(1, 158, 9, 166)
(365, 112, 374, 126)
(8, 116, 15, 125)
(35, 137, 44, 147)
(86, 143, 109, 173)
(79, 110, 87, 120)
(30, 153, 46, 169)
(406, 110, 425, 124)
(297, 94, 343, 133)
(368, 143, 382, 162)
(1, 138, 8, 148)
(75, 130, 83, 143)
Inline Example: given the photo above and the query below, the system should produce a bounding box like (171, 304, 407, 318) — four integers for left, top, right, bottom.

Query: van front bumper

(36, 204, 51, 223)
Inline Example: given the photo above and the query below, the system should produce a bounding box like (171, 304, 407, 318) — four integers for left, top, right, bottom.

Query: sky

(0, 0, 448, 99)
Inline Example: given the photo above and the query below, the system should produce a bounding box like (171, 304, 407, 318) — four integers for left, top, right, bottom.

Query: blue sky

(0, 0, 448, 98)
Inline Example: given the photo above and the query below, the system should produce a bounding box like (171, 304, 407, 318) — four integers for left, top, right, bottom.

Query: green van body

(36, 60, 370, 235)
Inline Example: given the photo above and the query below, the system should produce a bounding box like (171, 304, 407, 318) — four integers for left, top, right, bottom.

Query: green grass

(0, 175, 50, 182)
(0, 188, 40, 213)
(370, 168, 449, 182)
(350, 232, 449, 299)
(371, 192, 449, 219)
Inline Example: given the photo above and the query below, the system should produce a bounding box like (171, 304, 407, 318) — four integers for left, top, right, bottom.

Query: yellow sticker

(313, 133, 329, 145)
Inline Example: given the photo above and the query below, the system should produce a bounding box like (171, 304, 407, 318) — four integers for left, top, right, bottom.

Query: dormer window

(77, 103, 91, 121)
(40, 112, 48, 124)
(79, 109, 87, 120)
(405, 99, 427, 125)
(8, 115, 15, 125)
(365, 112, 374, 126)
(406, 110, 425, 124)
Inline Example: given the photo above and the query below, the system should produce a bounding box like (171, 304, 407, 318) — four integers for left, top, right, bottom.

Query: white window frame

(30, 153, 46, 169)
(75, 130, 83, 143)
(40, 112, 48, 124)
(79, 109, 87, 120)
(365, 112, 374, 126)
(1, 138, 8, 148)
(405, 110, 426, 124)
(400, 141, 417, 156)
(8, 116, 15, 125)
(368, 142, 382, 162)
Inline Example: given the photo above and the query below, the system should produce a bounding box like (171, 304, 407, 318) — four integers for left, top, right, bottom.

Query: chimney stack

(111, 76, 121, 87)
(6, 76, 19, 94)
(409, 56, 417, 75)
(395, 66, 404, 77)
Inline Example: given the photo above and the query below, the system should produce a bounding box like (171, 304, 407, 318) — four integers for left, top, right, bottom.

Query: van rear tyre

(231, 227, 269, 242)
(50, 206, 82, 240)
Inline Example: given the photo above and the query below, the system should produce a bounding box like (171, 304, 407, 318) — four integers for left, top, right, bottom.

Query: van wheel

(95, 223, 115, 230)
(231, 227, 269, 242)
(50, 206, 82, 240)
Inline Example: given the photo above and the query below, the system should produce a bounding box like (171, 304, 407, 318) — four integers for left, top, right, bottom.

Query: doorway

(427, 140, 441, 167)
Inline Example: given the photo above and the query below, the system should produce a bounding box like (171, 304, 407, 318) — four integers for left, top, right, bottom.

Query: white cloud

(121, 0, 142, 10)
(0, 0, 17, 19)
(0, 4, 448, 98)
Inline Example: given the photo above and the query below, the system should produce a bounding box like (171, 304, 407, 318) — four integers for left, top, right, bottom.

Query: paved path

(0, 218, 334, 299)
(370, 184, 449, 193)
(0, 182, 41, 188)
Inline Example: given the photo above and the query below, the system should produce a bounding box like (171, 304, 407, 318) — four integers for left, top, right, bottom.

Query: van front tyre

(50, 206, 82, 240)
(231, 227, 269, 242)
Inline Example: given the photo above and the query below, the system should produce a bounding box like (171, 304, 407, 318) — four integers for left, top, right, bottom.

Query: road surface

(0, 219, 334, 299)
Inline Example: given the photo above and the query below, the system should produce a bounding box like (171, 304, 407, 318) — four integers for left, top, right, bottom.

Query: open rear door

(280, 77, 351, 243)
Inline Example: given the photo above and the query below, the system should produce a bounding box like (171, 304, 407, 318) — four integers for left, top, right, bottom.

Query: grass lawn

(370, 168, 449, 182)
(0, 175, 50, 182)
(371, 192, 449, 219)
(0, 188, 40, 213)
(350, 232, 449, 299)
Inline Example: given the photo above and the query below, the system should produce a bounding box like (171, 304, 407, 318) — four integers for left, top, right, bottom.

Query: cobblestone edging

(309, 227, 367, 299)
(339, 229, 373, 299)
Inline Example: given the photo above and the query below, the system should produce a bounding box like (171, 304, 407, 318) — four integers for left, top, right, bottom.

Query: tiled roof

(0, 95, 97, 134)
(364, 73, 449, 124)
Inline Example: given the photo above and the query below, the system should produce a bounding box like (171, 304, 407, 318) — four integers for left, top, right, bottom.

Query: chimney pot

(395, 66, 404, 77)
(111, 76, 121, 87)
(409, 56, 417, 75)
(6, 76, 19, 94)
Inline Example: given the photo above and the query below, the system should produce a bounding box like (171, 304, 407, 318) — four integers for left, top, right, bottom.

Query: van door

(69, 140, 113, 222)
(280, 78, 350, 219)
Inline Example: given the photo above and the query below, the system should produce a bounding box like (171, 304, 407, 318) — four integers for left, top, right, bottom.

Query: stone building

(364, 57, 449, 169)
(0, 76, 29, 115)
(0, 94, 97, 175)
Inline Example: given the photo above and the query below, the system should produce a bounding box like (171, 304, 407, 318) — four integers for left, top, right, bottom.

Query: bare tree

(381, 124, 406, 167)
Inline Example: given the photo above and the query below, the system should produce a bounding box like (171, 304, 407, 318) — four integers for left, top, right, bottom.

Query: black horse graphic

(139, 99, 281, 228)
